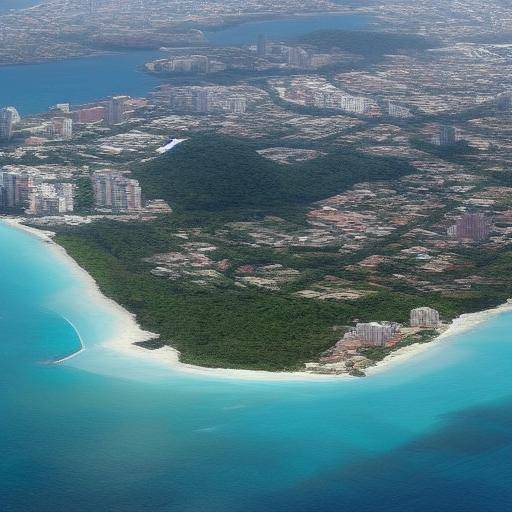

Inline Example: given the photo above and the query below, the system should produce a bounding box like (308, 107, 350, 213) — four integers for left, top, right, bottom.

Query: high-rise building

(5, 107, 21, 125)
(288, 46, 311, 68)
(410, 307, 440, 328)
(72, 106, 107, 124)
(51, 117, 73, 139)
(0, 184, 5, 210)
(195, 89, 209, 113)
(107, 96, 130, 125)
(497, 92, 512, 110)
(92, 171, 142, 211)
(230, 96, 247, 114)
(449, 212, 492, 241)
(27, 182, 74, 215)
(355, 322, 400, 346)
(388, 101, 412, 118)
(257, 34, 267, 58)
(51, 103, 71, 114)
(0, 171, 33, 209)
(432, 125, 457, 146)
(0, 108, 14, 141)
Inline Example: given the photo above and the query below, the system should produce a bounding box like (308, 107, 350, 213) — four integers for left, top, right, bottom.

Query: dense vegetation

(410, 138, 479, 162)
(132, 135, 415, 214)
(74, 176, 95, 212)
(54, 209, 512, 371)
(296, 30, 438, 56)
(50, 136, 510, 371)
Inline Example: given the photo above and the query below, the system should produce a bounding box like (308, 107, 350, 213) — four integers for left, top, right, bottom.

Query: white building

(355, 322, 400, 346)
(51, 117, 73, 139)
(410, 307, 440, 328)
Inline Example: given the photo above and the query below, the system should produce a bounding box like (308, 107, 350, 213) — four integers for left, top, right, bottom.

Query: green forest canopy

(296, 29, 438, 56)
(132, 135, 415, 214)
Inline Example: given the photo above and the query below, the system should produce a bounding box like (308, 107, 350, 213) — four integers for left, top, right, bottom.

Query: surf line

(53, 315, 86, 364)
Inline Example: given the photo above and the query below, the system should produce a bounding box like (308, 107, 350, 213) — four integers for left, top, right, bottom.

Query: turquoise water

(205, 14, 369, 45)
(1, 221, 512, 511)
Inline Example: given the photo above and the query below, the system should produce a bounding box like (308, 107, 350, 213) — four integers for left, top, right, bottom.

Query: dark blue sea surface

(1, 222, 512, 512)
(205, 14, 369, 45)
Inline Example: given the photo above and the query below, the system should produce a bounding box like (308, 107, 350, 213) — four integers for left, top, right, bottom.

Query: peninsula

(2, 1, 512, 375)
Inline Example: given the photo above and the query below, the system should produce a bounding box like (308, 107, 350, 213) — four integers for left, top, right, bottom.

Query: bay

(0, 13, 368, 115)
(0, 51, 163, 115)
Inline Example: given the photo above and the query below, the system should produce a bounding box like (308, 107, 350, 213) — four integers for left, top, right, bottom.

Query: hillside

(132, 135, 415, 214)
(296, 30, 438, 56)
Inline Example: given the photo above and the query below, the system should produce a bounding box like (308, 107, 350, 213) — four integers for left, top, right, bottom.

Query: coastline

(3, 217, 511, 382)
(365, 300, 512, 376)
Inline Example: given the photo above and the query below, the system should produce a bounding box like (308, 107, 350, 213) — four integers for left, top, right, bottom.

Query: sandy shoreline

(3, 217, 512, 382)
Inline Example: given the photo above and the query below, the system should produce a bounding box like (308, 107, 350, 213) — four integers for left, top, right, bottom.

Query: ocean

(2, 7, 511, 510)
(1, 222, 512, 512)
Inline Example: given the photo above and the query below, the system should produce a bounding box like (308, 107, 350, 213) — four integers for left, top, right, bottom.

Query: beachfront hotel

(410, 307, 440, 328)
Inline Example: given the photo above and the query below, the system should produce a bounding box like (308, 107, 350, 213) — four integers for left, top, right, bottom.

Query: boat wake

(52, 315, 85, 364)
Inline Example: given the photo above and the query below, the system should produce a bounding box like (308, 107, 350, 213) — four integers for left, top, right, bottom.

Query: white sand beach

(366, 300, 512, 376)
(4, 217, 512, 382)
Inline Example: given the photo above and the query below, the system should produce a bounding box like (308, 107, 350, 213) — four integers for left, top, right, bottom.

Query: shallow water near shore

(2, 221, 512, 511)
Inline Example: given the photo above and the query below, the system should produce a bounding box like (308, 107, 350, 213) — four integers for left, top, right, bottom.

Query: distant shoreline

(2, 217, 511, 382)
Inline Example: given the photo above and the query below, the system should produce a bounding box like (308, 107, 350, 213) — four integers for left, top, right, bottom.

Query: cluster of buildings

(0, 167, 144, 215)
(92, 171, 142, 211)
(168, 87, 247, 114)
(338, 307, 441, 349)
(1, 96, 149, 146)
(0, 170, 74, 215)
(148, 55, 227, 75)
(307, 307, 442, 374)
(432, 125, 458, 146)
(387, 101, 413, 119)
(1, 105, 73, 142)
(284, 85, 376, 115)
(71, 96, 146, 126)
(26, 182, 74, 215)
(255, 35, 336, 70)
(350, 322, 401, 347)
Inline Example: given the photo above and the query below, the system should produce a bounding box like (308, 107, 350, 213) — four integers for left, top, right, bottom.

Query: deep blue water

(205, 14, 369, 45)
(0, 51, 163, 115)
(1, 222, 512, 512)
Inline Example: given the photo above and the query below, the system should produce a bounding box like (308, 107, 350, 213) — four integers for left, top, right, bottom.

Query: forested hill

(296, 30, 438, 56)
(132, 136, 415, 214)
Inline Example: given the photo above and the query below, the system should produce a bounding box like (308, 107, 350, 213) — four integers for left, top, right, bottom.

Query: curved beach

(3, 217, 511, 382)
